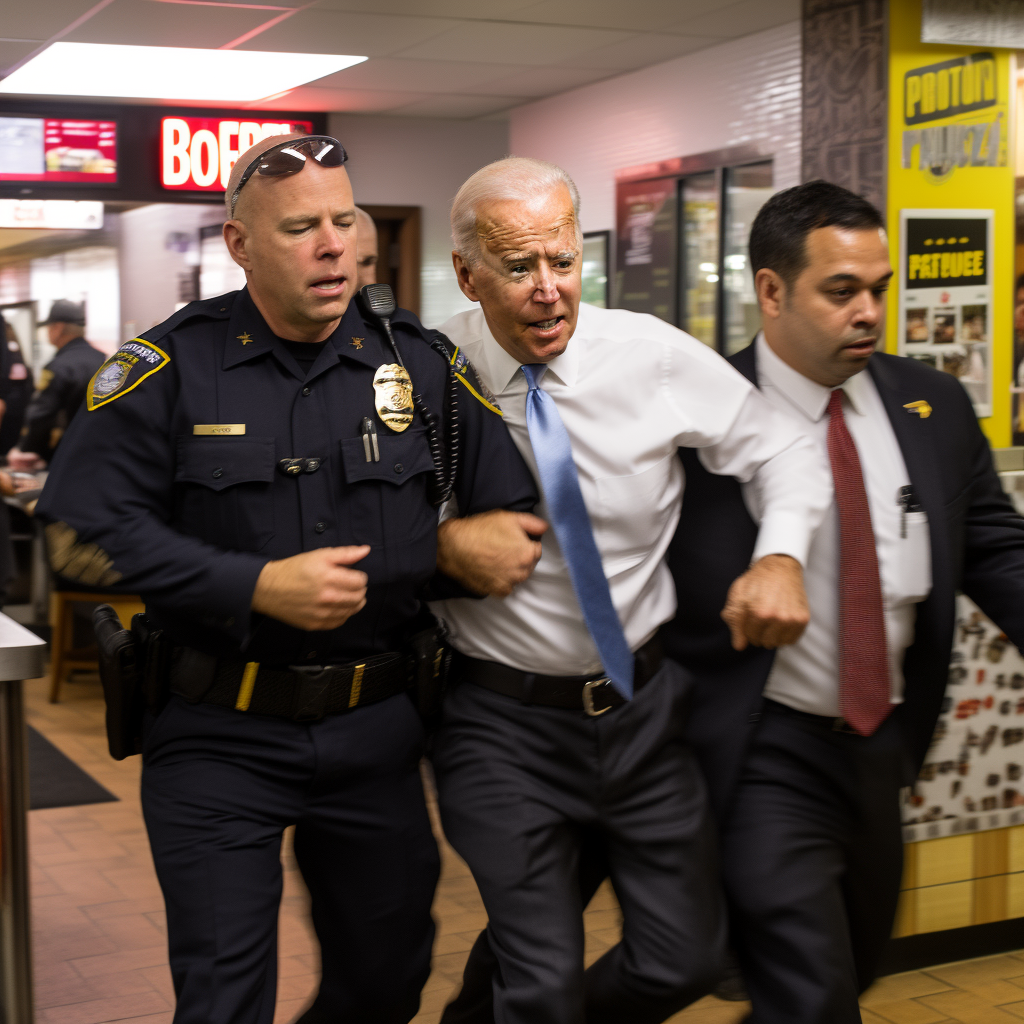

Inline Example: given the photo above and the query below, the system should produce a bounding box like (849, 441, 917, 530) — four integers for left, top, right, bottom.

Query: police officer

(37, 134, 539, 1024)
(8, 299, 103, 469)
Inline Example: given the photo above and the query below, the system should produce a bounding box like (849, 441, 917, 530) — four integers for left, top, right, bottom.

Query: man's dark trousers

(721, 700, 909, 1024)
(432, 658, 724, 1024)
(141, 692, 440, 1024)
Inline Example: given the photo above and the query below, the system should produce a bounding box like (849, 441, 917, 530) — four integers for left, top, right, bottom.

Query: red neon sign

(160, 116, 314, 192)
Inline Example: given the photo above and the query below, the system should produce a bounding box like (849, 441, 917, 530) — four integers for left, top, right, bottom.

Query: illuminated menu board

(0, 116, 117, 182)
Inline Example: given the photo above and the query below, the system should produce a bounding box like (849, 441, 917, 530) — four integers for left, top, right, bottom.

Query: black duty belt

(457, 633, 664, 717)
(171, 650, 411, 722)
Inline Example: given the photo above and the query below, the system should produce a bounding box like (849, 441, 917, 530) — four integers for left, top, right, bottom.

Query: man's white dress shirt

(749, 334, 933, 717)
(432, 304, 831, 676)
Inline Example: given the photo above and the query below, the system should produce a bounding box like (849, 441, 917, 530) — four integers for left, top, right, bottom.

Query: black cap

(39, 300, 85, 326)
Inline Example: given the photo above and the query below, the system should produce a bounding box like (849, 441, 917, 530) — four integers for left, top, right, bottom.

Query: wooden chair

(48, 591, 144, 703)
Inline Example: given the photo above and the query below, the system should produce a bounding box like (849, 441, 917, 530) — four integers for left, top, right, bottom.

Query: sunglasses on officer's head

(228, 135, 348, 217)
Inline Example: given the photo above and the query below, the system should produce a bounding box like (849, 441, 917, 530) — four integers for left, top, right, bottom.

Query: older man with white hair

(429, 158, 832, 1024)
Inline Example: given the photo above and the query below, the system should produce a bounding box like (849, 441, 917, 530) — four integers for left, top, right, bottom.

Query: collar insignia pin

(350, 337, 364, 349)
(237, 332, 253, 345)
(904, 400, 932, 419)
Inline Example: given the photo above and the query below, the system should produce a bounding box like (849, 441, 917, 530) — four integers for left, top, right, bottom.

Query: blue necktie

(521, 363, 634, 698)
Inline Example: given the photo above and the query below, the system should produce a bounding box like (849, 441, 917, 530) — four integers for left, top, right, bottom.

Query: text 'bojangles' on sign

(160, 117, 314, 192)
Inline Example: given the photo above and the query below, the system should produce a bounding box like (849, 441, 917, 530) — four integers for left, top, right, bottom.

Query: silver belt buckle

(583, 677, 613, 717)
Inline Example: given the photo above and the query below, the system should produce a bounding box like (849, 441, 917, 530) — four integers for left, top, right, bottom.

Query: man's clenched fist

(437, 510, 548, 598)
(721, 553, 810, 651)
(252, 545, 370, 630)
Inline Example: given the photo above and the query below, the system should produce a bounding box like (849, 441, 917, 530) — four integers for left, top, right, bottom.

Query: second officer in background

(37, 134, 539, 1024)
(8, 298, 103, 469)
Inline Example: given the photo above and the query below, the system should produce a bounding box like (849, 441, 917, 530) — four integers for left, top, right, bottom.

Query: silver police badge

(373, 363, 414, 432)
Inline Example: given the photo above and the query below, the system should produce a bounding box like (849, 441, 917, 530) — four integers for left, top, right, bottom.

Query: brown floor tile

(918, 989, 1024, 1022)
(866, 998, 951, 1023)
(39, 990, 171, 1024)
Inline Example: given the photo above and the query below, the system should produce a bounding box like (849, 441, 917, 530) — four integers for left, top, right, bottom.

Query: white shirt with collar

(748, 333, 933, 717)
(431, 303, 831, 677)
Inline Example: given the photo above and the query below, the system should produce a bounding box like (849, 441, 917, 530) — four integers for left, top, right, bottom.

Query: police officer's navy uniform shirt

(37, 288, 537, 664)
(21, 335, 104, 460)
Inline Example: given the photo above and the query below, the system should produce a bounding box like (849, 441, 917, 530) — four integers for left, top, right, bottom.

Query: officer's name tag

(193, 424, 246, 435)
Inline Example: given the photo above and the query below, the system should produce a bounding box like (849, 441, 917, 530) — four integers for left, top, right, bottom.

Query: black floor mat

(28, 726, 118, 810)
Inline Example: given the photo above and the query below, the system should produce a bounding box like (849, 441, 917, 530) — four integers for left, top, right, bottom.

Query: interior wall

(118, 203, 225, 340)
(327, 113, 508, 329)
(508, 22, 803, 235)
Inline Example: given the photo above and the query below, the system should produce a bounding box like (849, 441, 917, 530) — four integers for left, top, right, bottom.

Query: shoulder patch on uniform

(449, 347, 502, 416)
(37, 368, 53, 391)
(87, 339, 170, 411)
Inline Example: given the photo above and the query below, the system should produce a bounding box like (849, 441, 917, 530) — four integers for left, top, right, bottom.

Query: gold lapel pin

(904, 400, 932, 419)
(350, 337, 364, 350)
(237, 332, 253, 345)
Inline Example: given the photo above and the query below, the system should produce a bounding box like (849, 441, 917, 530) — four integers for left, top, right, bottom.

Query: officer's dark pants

(720, 700, 907, 1024)
(432, 658, 724, 1024)
(141, 692, 440, 1024)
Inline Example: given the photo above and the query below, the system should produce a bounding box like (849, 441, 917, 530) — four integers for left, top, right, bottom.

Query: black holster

(92, 605, 171, 760)
(407, 625, 453, 729)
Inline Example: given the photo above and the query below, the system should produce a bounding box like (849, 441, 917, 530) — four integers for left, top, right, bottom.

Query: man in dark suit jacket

(440, 180, 1024, 1024)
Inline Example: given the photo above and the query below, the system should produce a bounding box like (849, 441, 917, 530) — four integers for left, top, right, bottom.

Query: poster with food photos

(899, 210, 993, 418)
(902, 593, 1024, 842)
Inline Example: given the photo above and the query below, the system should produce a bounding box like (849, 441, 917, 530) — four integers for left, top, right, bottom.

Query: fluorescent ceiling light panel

(0, 43, 366, 103)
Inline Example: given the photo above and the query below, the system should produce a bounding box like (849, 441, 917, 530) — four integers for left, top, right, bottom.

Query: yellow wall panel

(886, 0, 1016, 445)
(1009, 826, 1024, 873)
(915, 880, 974, 933)
(1008, 872, 1024, 918)
(916, 834, 975, 887)
(973, 829, 1010, 879)
(973, 873, 1009, 923)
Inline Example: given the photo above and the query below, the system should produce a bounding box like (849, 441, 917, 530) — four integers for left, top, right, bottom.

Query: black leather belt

(171, 649, 412, 722)
(457, 633, 664, 717)
(763, 698, 862, 735)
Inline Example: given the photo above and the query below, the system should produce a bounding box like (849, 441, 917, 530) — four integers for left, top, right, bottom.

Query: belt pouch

(408, 626, 452, 727)
(131, 613, 172, 711)
(92, 604, 143, 760)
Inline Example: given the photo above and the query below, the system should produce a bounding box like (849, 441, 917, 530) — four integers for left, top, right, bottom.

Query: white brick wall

(509, 22, 803, 234)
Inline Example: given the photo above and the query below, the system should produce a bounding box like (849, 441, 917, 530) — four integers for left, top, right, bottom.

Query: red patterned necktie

(826, 389, 891, 736)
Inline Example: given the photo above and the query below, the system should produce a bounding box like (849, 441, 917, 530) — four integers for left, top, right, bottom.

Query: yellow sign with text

(887, 0, 1014, 444)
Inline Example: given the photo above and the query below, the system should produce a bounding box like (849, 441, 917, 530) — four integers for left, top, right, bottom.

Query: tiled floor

(24, 671, 1024, 1024)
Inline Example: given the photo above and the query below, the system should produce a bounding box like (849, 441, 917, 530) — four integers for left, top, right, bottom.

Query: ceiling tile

(315, 57, 523, 94)
(391, 21, 634, 66)
(0, 41, 42, 75)
(1, 0, 108, 42)
(480, 64, 613, 98)
(255, 85, 424, 113)
(311, 0, 513, 15)
(514, 0, 721, 32)
(563, 32, 717, 71)
(64, 0, 272, 48)
(389, 92, 525, 119)
(233, 10, 458, 57)
(664, 0, 799, 37)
